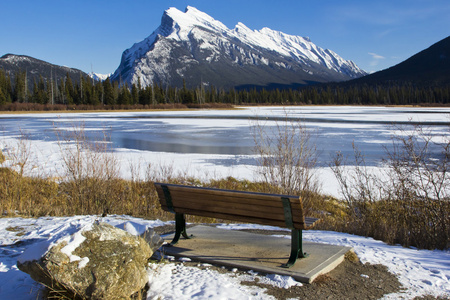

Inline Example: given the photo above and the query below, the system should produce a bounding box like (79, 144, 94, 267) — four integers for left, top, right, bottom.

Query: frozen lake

(1, 106, 449, 196)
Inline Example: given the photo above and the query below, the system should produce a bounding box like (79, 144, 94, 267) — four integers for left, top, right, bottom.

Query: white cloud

(368, 52, 385, 67)
(368, 52, 385, 60)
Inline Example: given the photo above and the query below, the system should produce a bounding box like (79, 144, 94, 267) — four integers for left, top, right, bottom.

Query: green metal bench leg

(282, 229, 308, 268)
(170, 213, 193, 245)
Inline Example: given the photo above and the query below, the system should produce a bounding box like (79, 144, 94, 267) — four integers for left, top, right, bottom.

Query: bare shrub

(331, 143, 385, 237)
(0, 134, 63, 217)
(2, 130, 32, 176)
(1, 131, 34, 215)
(55, 123, 120, 215)
(0, 148, 5, 164)
(381, 123, 449, 249)
(332, 123, 449, 250)
(251, 112, 320, 210)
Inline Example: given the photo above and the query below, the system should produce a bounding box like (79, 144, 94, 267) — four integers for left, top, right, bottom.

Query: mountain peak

(112, 6, 366, 89)
(184, 5, 202, 14)
(1, 54, 34, 64)
(162, 6, 228, 39)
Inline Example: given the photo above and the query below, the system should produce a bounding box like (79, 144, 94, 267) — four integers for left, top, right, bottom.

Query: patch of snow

(78, 257, 89, 269)
(261, 274, 303, 289)
(116, 221, 151, 236)
(16, 220, 94, 264)
(179, 257, 192, 262)
(147, 262, 274, 299)
(0, 216, 449, 299)
(0, 262, 8, 272)
(60, 228, 88, 263)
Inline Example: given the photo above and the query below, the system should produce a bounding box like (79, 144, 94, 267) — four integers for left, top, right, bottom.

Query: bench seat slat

(164, 189, 304, 210)
(160, 203, 305, 225)
(156, 189, 305, 224)
(170, 207, 306, 229)
(159, 198, 305, 224)
(156, 189, 304, 213)
(161, 204, 319, 229)
(158, 189, 304, 211)
(159, 184, 299, 202)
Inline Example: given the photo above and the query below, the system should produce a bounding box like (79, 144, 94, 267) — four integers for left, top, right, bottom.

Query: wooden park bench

(154, 182, 319, 268)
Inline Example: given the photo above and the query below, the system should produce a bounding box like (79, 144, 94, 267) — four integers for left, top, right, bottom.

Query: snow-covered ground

(1, 106, 449, 198)
(0, 215, 448, 299)
(0, 107, 449, 299)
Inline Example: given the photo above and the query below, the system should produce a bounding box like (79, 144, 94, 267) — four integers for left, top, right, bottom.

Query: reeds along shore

(0, 122, 448, 250)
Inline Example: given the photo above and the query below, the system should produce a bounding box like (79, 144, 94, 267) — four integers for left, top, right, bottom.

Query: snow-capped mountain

(88, 72, 111, 82)
(111, 6, 367, 89)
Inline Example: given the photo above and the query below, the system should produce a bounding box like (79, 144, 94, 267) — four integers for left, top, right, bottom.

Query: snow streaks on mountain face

(112, 6, 366, 89)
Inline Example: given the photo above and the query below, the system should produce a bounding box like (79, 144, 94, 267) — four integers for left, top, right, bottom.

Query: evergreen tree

(131, 83, 139, 105)
(0, 70, 12, 104)
(13, 71, 28, 102)
(117, 83, 131, 105)
(64, 73, 74, 105)
(103, 78, 115, 105)
(0, 88, 6, 105)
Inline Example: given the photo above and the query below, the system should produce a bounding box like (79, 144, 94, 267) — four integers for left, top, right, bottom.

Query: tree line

(1, 68, 449, 108)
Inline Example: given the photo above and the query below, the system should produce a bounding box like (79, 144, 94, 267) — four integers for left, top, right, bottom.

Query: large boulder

(17, 222, 155, 299)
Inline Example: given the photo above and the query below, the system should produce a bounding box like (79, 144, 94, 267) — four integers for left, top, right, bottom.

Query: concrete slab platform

(161, 225, 352, 283)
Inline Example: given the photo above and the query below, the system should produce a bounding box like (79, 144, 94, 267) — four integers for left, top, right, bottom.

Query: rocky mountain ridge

(111, 6, 367, 89)
(0, 53, 89, 87)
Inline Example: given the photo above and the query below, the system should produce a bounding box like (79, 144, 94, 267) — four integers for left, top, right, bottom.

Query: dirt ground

(153, 225, 447, 300)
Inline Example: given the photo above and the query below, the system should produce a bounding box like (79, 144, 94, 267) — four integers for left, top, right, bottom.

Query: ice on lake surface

(1, 106, 448, 167)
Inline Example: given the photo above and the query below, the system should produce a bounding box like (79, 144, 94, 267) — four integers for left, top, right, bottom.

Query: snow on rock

(117, 220, 152, 236)
(60, 225, 90, 263)
(15, 219, 155, 299)
(17, 219, 94, 264)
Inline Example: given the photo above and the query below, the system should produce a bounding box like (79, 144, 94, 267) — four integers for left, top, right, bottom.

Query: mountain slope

(348, 36, 450, 87)
(111, 6, 366, 89)
(0, 54, 90, 87)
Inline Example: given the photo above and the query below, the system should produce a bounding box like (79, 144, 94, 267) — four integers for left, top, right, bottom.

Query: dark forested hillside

(1, 67, 448, 108)
(0, 54, 89, 89)
(348, 36, 450, 87)
(289, 36, 450, 106)
(1, 37, 450, 109)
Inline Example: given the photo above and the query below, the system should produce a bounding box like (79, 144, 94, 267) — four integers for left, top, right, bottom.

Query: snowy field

(0, 106, 449, 299)
(0, 215, 449, 299)
(1, 106, 449, 198)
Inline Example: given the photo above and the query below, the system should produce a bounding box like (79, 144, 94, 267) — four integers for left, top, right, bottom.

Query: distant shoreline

(2, 103, 450, 115)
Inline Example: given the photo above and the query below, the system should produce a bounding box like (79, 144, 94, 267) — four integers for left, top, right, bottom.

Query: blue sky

(2, 0, 449, 75)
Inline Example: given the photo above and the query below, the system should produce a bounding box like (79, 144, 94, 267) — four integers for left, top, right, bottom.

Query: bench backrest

(154, 182, 307, 230)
